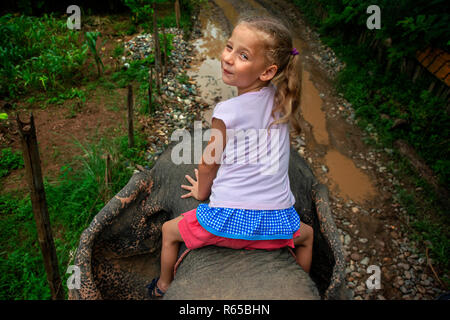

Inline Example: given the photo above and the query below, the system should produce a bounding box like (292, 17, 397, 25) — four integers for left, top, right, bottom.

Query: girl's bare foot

(157, 278, 170, 294)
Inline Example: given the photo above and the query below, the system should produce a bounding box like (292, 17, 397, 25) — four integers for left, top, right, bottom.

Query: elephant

(68, 126, 349, 300)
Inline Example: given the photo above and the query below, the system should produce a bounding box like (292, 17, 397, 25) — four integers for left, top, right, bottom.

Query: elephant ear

(163, 246, 321, 300)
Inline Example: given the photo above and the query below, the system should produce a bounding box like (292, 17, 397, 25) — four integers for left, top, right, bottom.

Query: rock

(420, 279, 430, 286)
(360, 257, 370, 265)
(395, 277, 404, 288)
(375, 239, 385, 247)
(398, 263, 410, 271)
(355, 285, 365, 293)
(350, 253, 361, 261)
(359, 238, 368, 244)
(344, 235, 351, 245)
(351, 207, 360, 214)
(417, 286, 426, 294)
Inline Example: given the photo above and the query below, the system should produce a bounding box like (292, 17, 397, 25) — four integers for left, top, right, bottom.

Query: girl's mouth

(222, 65, 232, 75)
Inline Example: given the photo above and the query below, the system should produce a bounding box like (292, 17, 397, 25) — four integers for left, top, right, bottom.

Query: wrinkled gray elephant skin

(69, 127, 349, 300)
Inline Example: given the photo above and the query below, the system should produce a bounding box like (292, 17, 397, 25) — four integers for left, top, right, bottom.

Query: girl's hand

(181, 168, 201, 200)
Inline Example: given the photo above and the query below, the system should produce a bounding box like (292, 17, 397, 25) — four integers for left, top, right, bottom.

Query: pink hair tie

(291, 47, 299, 56)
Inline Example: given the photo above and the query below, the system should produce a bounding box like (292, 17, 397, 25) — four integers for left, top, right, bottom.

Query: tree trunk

(428, 80, 436, 93)
(161, 24, 168, 76)
(412, 64, 422, 83)
(385, 58, 393, 75)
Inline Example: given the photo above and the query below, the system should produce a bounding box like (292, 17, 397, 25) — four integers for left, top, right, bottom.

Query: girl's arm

(197, 118, 227, 201)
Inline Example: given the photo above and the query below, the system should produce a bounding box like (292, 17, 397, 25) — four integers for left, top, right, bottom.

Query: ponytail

(268, 53, 302, 136)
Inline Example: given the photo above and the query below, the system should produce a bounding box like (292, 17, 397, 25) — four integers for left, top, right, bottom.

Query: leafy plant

(85, 31, 104, 77)
(0, 148, 24, 178)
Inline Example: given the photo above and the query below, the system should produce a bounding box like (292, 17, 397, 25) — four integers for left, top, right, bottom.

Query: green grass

(0, 14, 89, 100)
(0, 130, 153, 299)
(0, 147, 24, 178)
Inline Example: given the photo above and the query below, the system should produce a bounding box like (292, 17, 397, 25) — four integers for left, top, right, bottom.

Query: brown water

(214, 0, 240, 25)
(189, 0, 379, 205)
(324, 149, 378, 203)
(300, 69, 329, 146)
(299, 69, 378, 203)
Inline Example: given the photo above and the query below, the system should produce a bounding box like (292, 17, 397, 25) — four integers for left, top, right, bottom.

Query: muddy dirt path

(188, 0, 445, 299)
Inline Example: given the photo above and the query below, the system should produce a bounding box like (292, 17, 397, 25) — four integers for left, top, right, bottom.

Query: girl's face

(221, 24, 277, 95)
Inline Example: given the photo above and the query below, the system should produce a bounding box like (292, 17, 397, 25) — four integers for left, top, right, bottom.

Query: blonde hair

(236, 15, 302, 136)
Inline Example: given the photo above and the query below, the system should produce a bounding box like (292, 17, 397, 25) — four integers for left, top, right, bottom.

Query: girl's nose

(222, 49, 233, 65)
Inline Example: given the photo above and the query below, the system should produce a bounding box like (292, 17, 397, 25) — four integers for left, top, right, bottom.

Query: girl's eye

(241, 53, 248, 60)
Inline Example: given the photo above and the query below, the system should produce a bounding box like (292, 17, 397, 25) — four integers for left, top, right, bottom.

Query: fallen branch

(394, 139, 450, 208)
(426, 247, 444, 288)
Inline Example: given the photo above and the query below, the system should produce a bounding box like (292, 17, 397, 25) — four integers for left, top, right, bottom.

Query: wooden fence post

(175, 0, 181, 29)
(152, 2, 161, 95)
(104, 152, 112, 201)
(16, 112, 64, 300)
(162, 23, 168, 77)
(149, 66, 154, 114)
(127, 84, 134, 148)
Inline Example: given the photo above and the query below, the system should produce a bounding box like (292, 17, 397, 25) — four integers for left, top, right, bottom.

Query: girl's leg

(293, 223, 314, 273)
(157, 216, 184, 294)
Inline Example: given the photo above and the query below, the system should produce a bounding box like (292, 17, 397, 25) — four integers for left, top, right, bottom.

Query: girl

(147, 15, 314, 299)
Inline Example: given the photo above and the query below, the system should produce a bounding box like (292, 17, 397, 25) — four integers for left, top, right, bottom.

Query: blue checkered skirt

(195, 203, 301, 240)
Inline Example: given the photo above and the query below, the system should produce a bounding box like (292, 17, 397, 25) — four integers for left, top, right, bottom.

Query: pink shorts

(178, 208, 301, 250)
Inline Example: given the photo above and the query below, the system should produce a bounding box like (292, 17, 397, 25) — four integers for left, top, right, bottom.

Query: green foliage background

(0, 0, 202, 299)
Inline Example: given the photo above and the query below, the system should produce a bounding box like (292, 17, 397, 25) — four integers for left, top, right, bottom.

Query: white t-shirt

(208, 82, 296, 210)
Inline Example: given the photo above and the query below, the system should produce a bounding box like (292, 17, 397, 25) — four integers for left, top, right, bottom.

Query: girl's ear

(259, 64, 278, 82)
